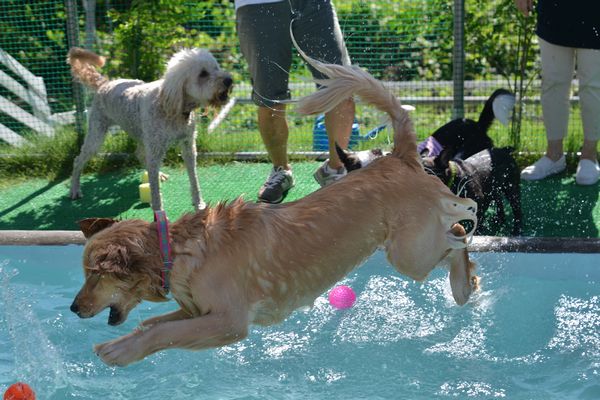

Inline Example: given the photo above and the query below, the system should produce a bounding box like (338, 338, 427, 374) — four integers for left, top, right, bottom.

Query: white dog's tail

(67, 47, 107, 91)
(294, 44, 417, 160)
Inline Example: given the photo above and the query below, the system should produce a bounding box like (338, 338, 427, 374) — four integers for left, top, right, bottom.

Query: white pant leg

(576, 47, 600, 142)
(539, 38, 576, 141)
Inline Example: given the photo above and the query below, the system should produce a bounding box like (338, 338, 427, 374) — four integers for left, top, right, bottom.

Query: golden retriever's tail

(67, 47, 107, 91)
(294, 40, 416, 160)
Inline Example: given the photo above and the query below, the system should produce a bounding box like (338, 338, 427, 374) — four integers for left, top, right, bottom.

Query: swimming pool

(1, 245, 598, 399)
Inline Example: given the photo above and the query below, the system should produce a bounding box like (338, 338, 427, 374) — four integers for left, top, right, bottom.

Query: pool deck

(1, 162, 599, 237)
(1, 230, 599, 253)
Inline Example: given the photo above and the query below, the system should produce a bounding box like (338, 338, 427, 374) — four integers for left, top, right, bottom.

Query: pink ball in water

(328, 285, 356, 309)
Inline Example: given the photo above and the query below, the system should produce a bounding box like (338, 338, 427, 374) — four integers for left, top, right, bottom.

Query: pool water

(0, 246, 599, 400)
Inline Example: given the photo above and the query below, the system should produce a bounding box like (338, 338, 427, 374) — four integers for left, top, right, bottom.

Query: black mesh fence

(0, 0, 586, 157)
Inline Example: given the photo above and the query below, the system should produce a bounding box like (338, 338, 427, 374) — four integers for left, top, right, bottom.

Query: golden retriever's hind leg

(448, 248, 479, 305)
(447, 224, 479, 305)
(471, 267, 480, 292)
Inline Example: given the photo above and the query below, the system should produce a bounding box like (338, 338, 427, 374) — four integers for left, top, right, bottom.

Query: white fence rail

(0, 47, 74, 146)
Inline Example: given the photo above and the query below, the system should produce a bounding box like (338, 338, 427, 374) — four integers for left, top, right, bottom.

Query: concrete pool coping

(0, 230, 598, 253)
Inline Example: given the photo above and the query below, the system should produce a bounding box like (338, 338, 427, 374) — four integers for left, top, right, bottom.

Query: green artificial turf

(0, 161, 599, 238)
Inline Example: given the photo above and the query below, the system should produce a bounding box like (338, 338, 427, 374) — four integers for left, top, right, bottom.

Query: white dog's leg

(180, 136, 205, 210)
(134, 143, 146, 167)
(136, 144, 169, 182)
(94, 311, 248, 367)
(70, 111, 110, 199)
(144, 143, 168, 211)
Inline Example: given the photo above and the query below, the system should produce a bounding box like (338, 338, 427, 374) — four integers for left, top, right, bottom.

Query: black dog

(336, 144, 523, 235)
(422, 147, 522, 235)
(418, 88, 515, 159)
(338, 88, 516, 171)
(335, 88, 522, 235)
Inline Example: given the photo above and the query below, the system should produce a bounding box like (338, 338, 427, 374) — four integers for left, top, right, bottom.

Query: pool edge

(0, 230, 84, 246)
(0, 231, 598, 253)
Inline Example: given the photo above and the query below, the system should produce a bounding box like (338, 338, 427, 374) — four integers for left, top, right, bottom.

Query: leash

(154, 210, 173, 292)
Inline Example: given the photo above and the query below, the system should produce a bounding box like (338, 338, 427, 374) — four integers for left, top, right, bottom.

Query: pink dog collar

(154, 210, 173, 291)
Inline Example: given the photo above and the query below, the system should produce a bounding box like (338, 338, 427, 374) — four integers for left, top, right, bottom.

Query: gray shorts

(236, 0, 350, 108)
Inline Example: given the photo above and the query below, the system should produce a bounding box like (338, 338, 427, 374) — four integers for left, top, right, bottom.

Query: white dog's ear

(158, 75, 186, 119)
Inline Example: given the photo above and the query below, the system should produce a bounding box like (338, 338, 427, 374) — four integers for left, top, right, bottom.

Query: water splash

(336, 275, 449, 343)
(425, 322, 489, 359)
(0, 263, 68, 395)
(437, 380, 507, 398)
(548, 295, 600, 357)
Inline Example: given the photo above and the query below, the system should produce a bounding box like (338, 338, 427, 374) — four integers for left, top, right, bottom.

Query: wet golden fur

(71, 62, 480, 367)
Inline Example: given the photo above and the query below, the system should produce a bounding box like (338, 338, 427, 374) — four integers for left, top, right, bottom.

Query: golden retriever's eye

(199, 70, 209, 78)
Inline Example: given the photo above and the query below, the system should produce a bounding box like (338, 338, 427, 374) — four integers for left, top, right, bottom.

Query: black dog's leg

(506, 181, 523, 236)
(493, 193, 506, 225)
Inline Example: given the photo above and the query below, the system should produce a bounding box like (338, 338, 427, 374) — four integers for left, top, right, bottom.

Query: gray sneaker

(313, 160, 347, 187)
(258, 166, 294, 203)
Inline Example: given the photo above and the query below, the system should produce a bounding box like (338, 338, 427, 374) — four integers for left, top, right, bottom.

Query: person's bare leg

(581, 139, 598, 161)
(546, 139, 564, 161)
(324, 98, 355, 169)
(258, 104, 290, 170)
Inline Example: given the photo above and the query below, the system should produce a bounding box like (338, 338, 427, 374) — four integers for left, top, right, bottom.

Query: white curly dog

(67, 47, 233, 210)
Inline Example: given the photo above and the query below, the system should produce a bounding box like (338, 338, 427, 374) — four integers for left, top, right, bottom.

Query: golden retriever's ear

(97, 244, 130, 274)
(79, 218, 118, 239)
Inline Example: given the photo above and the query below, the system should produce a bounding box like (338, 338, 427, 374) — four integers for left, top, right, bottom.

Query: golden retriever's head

(70, 218, 168, 326)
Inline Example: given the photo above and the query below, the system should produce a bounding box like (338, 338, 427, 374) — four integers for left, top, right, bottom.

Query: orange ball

(3, 383, 35, 400)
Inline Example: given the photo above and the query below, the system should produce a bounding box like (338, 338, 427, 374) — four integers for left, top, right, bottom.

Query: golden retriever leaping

(70, 62, 479, 367)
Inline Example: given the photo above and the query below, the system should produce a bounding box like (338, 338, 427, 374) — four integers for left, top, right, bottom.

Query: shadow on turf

(0, 172, 148, 231)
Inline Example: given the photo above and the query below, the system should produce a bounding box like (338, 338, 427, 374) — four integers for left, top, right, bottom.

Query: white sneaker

(575, 159, 600, 185)
(520, 155, 566, 181)
(313, 160, 347, 187)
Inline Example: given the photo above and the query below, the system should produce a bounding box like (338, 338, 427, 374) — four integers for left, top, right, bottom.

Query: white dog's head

(158, 48, 233, 119)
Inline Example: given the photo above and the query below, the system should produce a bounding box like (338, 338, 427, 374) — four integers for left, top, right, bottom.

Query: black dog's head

(425, 88, 515, 159)
(421, 147, 458, 186)
(427, 119, 489, 159)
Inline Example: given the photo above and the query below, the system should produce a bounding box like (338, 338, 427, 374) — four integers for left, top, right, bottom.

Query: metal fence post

(452, 0, 465, 119)
(65, 0, 86, 146)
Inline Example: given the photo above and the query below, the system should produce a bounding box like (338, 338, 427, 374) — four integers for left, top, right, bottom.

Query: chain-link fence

(0, 0, 587, 160)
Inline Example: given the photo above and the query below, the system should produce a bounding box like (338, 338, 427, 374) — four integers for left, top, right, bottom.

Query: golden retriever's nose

(70, 301, 80, 315)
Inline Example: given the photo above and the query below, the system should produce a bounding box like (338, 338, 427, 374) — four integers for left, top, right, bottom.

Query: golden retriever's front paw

(94, 332, 146, 367)
(470, 275, 480, 291)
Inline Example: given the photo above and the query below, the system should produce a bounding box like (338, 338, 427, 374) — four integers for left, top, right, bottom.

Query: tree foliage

(101, 0, 237, 82)
(0, 0, 538, 146)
